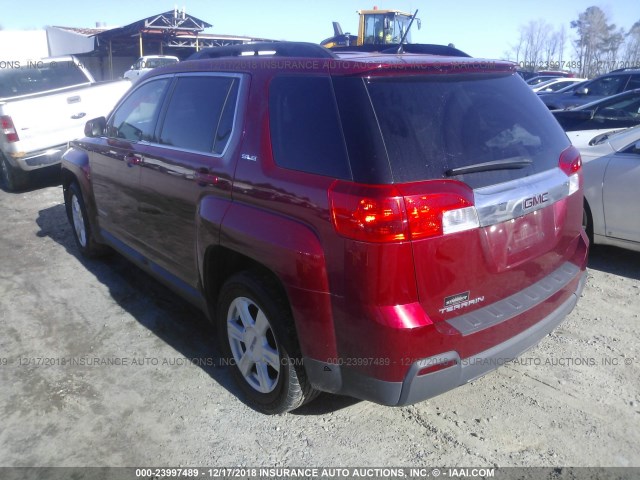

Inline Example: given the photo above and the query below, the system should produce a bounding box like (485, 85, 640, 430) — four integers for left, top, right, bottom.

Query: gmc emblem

(523, 192, 549, 209)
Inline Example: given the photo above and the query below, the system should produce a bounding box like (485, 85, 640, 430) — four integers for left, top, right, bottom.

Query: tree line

(506, 6, 640, 78)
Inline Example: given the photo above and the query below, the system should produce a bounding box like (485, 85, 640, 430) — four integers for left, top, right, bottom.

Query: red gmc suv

(61, 42, 588, 414)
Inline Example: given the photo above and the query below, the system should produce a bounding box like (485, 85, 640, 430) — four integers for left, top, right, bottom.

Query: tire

(217, 271, 319, 414)
(65, 182, 107, 257)
(0, 154, 28, 191)
(582, 201, 594, 245)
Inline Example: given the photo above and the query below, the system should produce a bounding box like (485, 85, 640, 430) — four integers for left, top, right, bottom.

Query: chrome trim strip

(474, 168, 571, 227)
(446, 262, 581, 336)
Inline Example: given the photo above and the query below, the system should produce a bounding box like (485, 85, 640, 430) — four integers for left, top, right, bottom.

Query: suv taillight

(558, 145, 582, 195)
(1, 116, 19, 143)
(329, 180, 479, 243)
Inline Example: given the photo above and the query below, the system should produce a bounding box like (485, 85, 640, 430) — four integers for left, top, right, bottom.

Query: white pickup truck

(1, 56, 130, 190)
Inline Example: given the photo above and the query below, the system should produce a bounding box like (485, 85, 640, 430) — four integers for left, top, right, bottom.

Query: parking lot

(0, 174, 639, 467)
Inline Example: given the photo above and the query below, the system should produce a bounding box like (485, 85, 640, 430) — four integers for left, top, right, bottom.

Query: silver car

(123, 55, 179, 83)
(579, 126, 640, 252)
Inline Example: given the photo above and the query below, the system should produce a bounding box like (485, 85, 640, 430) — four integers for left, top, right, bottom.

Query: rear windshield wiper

(445, 158, 532, 176)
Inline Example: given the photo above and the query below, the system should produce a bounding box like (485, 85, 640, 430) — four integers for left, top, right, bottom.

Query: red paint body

(62, 47, 588, 405)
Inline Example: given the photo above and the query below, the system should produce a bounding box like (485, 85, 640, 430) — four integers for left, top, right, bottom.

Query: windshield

(556, 80, 587, 93)
(532, 79, 557, 89)
(142, 58, 178, 69)
(363, 13, 413, 44)
(544, 80, 580, 92)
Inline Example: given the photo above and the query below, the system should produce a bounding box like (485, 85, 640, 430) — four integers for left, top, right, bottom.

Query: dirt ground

(0, 172, 639, 469)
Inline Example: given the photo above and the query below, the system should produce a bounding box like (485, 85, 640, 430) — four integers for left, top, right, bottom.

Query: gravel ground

(0, 174, 639, 469)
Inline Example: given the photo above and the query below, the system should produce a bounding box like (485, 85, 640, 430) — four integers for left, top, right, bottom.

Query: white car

(532, 77, 586, 93)
(123, 55, 179, 83)
(579, 125, 640, 252)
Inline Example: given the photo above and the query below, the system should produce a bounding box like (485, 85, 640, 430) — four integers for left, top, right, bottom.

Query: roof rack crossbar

(189, 41, 337, 60)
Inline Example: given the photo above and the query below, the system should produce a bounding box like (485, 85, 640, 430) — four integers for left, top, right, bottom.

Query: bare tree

(509, 21, 572, 72)
(505, 29, 526, 62)
(556, 25, 567, 68)
(515, 20, 553, 70)
(622, 20, 640, 67)
(544, 31, 559, 67)
(511, 8, 637, 75)
(571, 6, 619, 77)
(600, 27, 625, 72)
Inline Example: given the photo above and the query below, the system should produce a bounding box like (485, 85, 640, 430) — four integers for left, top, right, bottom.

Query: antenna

(397, 9, 418, 54)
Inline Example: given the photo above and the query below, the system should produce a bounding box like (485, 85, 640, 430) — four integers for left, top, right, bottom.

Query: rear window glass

(364, 74, 570, 188)
(0, 60, 89, 99)
(269, 76, 351, 179)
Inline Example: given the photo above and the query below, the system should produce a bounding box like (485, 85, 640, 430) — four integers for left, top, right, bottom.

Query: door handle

(195, 168, 218, 186)
(124, 153, 143, 167)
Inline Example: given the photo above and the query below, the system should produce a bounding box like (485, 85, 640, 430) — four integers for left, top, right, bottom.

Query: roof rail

(188, 42, 337, 60)
(609, 67, 640, 73)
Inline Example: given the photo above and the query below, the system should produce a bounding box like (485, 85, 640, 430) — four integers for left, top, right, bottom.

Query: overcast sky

(2, 0, 639, 60)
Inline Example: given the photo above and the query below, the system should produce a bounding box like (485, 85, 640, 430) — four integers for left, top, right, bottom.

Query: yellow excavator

(321, 8, 421, 49)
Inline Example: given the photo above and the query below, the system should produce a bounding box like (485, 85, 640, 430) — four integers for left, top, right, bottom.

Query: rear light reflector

(329, 179, 478, 243)
(417, 359, 458, 376)
(1, 116, 19, 143)
(568, 174, 580, 196)
(558, 145, 582, 195)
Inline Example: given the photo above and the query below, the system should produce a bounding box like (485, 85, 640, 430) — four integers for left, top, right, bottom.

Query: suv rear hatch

(330, 68, 584, 328)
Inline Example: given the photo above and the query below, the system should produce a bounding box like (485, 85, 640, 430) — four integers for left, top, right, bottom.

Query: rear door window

(158, 75, 239, 154)
(363, 74, 570, 188)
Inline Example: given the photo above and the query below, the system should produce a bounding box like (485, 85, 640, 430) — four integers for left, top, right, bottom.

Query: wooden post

(108, 39, 113, 80)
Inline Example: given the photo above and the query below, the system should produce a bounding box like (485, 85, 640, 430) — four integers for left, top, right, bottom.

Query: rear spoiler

(329, 43, 470, 57)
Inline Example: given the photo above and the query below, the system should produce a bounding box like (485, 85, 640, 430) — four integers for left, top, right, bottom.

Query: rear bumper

(7, 144, 67, 171)
(305, 268, 587, 406)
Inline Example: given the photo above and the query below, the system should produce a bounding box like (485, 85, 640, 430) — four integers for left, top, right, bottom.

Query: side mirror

(84, 117, 107, 137)
(576, 87, 589, 96)
(417, 18, 422, 30)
